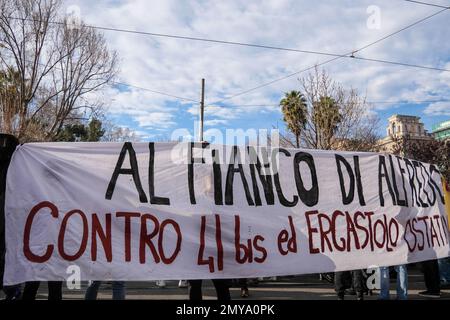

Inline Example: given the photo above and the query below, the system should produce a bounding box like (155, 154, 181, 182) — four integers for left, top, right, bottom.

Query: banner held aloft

(3, 142, 449, 285)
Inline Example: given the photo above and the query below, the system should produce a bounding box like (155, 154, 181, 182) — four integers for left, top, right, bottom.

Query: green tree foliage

(312, 96, 342, 150)
(280, 90, 307, 148)
(0, 0, 117, 142)
(86, 119, 105, 142)
(278, 68, 380, 152)
(391, 137, 450, 183)
(56, 119, 105, 142)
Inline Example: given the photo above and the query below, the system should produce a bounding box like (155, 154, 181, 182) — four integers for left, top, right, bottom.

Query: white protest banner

(4, 142, 449, 285)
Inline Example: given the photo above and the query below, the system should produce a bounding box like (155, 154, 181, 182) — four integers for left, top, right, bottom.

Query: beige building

(378, 114, 433, 152)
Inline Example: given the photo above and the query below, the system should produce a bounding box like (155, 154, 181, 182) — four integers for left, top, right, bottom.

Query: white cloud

(204, 119, 229, 126)
(424, 102, 450, 116)
(135, 112, 176, 128)
(63, 0, 450, 133)
(187, 105, 240, 120)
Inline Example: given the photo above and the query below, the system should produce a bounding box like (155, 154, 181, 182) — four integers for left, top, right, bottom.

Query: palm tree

(312, 96, 341, 149)
(280, 90, 307, 148)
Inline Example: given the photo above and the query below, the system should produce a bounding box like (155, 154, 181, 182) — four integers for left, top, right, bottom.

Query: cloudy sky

(63, 0, 450, 141)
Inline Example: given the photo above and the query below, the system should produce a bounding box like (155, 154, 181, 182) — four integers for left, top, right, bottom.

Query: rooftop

(432, 120, 450, 132)
(388, 114, 421, 121)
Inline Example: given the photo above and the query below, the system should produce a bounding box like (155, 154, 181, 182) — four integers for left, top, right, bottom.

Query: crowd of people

(0, 278, 253, 301)
(334, 259, 443, 300)
(1, 258, 450, 300)
(336, 258, 450, 300)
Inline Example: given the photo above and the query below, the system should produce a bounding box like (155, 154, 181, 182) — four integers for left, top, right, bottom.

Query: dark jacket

(0, 134, 19, 289)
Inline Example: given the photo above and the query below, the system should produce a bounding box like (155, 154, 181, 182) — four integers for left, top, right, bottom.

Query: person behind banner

(2, 284, 21, 300)
(418, 260, 441, 298)
(415, 176, 446, 299)
(188, 279, 231, 301)
(335, 270, 364, 300)
(238, 278, 249, 298)
(379, 265, 408, 300)
(439, 258, 450, 289)
(22, 281, 62, 300)
(85, 281, 126, 300)
(439, 180, 450, 289)
(0, 135, 19, 299)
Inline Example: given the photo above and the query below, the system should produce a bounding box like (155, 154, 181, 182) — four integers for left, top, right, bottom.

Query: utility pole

(199, 78, 205, 142)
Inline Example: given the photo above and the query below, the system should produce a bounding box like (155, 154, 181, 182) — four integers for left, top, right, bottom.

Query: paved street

(2, 268, 450, 300)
